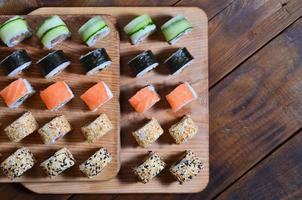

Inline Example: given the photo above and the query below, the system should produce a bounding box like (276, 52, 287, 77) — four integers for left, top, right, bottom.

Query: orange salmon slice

(166, 82, 197, 112)
(40, 81, 74, 110)
(129, 85, 160, 113)
(80, 81, 113, 111)
(0, 78, 28, 107)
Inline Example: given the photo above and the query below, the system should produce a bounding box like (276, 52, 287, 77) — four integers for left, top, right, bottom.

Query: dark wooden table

(1, 0, 302, 199)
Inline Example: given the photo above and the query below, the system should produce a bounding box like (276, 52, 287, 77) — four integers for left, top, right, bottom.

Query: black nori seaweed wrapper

(0, 49, 31, 75)
(37, 50, 69, 77)
(164, 47, 194, 74)
(128, 50, 158, 76)
(80, 48, 111, 73)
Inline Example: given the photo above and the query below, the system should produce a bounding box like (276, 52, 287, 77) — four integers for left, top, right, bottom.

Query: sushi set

(20, 6, 208, 194)
(0, 14, 120, 182)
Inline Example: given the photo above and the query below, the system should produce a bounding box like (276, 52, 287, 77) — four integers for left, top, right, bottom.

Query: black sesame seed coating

(80, 48, 111, 73)
(128, 50, 158, 77)
(0, 50, 31, 75)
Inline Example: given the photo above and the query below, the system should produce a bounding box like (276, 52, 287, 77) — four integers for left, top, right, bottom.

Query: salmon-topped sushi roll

(129, 85, 160, 113)
(80, 81, 113, 111)
(40, 81, 74, 111)
(0, 78, 35, 108)
(166, 82, 197, 112)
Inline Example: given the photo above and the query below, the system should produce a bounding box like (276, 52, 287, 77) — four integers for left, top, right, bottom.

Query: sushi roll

(0, 49, 32, 77)
(0, 78, 35, 108)
(80, 48, 112, 75)
(78, 16, 110, 47)
(38, 115, 72, 144)
(0, 16, 31, 47)
(166, 82, 197, 112)
(36, 16, 71, 49)
(81, 114, 113, 143)
(124, 14, 156, 45)
(4, 112, 38, 142)
(132, 118, 163, 148)
(80, 81, 113, 111)
(161, 15, 192, 44)
(36, 50, 71, 79)
(79, 148, 112, 178)
(170, 150, 203, 184)
(164, 47, 194, 75)
(40, 81, 74, 111)
(133, 152, 166, 184)
(40, 147, 75, 177)
(128, 50, 159, 77)
(169, 115, 198, 144)
(0, 147, 36, 179)
(128, 85, 160, 113)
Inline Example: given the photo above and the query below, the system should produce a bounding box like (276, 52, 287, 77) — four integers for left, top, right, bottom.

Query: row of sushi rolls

(0, 14, 203, 184)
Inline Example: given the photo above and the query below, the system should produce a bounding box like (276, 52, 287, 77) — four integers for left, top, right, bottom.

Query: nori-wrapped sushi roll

(0, 50, 32, 77)
(164, 47, 194, 75)
(128, 50, 159, 77)
(36, 50, 71, 79)
(0, 16, 31, 47)
(80, 48, 112, 75)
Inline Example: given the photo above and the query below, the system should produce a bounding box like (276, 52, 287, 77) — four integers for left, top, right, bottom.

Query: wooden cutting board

(23, 7, 209, 193)
(0, 15, 120, 182)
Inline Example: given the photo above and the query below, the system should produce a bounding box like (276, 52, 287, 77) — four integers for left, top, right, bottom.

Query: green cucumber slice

(41, 25, 70, 49)
(85, 26, 110, 47)
(0, 16, 31, 47)
(78, 16, 108, 42)
(130, 24, 156, 45)
(161, 15, 192, 42)
(36, 15, 67, 39)
(124, 14, 153, 35)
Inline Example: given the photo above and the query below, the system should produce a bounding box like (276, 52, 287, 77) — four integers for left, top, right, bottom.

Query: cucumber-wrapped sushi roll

(124, 14, 156, 45)
(36, 50, 71, 79)
(36, 16, 70, 49)
(80, 48, 112, 75)
(0, 49, 32, 77)
(128, 50, 158, 77)
(78, 16, 110, 47)
(0, 16, 31, 47)
(161, 15, 192, 44)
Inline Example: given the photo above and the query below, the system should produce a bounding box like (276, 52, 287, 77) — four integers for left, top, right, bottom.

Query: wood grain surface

(0, 15, 120, 182)
(22, 6, 209, 193)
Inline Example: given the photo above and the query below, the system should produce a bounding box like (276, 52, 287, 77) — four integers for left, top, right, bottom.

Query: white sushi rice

(130, 24, 156, 45)
(6, 30, 31, 47)
(91, 82, 113, 112)
(168, 28, 192, 45)
(136, 63, 159, 77)
(51, 82, 74, 111)
(45, 61, 71, 79)
(85, 26, 110, 47)
(80, 50, 112, 75)
(43, 32, 70, 49)
(7, 61, 32, 77)
(10, 79, 35, 109)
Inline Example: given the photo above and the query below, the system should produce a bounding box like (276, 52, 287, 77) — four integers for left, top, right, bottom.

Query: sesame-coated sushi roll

(81, 114, 112, 143)
(128, 50, 158, 77)
(124, 14, 156, 45)
(78, 16, 110, 47)
(37, 50, 71, 79)
(79, 148, 112, 178)
(0, 147, 36, 179)
(170, 150, 204, 184)
(169, 115, 198, 144)
(132, 118, 163, 148)
(80, 81, 113, 111)
(166, 82, 197, 112)
(4, 112, 38, 142)
(0, 16, 31, 47)
(38, 115, 72, 144)
(129, 85, 160, 113)
(161, 15, 192, 45)
(164, 47, 194, 75)
(40, 81, 74, 111)
(133, 152, 166, 183)
(80, 48, 112, 75)
(36, 16, 70, 49)
(40, 147, 75, 177)
(0, 78, 35, 108)
(0, 50, 32, 77)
